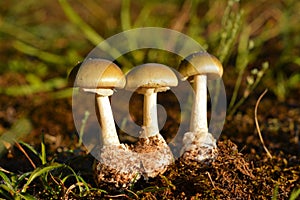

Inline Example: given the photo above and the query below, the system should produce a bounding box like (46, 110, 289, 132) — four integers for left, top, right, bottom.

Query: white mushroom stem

(190, 74, 208, 133)
(88, 89, 120, 146)
(141, 88, 159, 137)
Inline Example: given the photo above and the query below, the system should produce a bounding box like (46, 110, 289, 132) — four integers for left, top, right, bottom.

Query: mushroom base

(94, 135, 174, 188)
(180, 145, 218, 165)
(94, 144, 141, 188)
(133, 134, 174, 179)
(180, 132, 218, 164)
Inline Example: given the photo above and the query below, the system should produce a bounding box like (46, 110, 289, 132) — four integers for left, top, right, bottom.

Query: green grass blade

(12, 41, 66, 65)
(228, 27, 251, 111)
(78, 111, 90, 147)
(50, 88, 74, 99)
(15, 172, 33, 187)
(0, 172, 13, 190)
(0, 184, 15, 200)
(40, 134, 46, 165)
(62, 165, 90, 193)
(58, 0, 132, 68)
(61, 174, 74, 184)
(272, 185, 278, 200)
(290, 188, 300, 200)
(136, 186, 166, 194)
(133, 3, 154, 27)
(17, 193, 36, 200)
(1, 77, 67, 96)
(217, 0, 242, 63)
(121, 0, 132, 30)
(58, 0, 104, 46)
(21, 163, 64, 193)
(0, 19, 42, 47)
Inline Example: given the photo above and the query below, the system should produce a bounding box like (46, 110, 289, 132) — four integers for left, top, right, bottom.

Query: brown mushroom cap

(178, 52, 223, 80)
(125, 63, 178, 91)
(74, 58, 126, 89)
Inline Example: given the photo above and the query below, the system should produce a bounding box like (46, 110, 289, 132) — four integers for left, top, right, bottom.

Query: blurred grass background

(0, 0, 299, 146)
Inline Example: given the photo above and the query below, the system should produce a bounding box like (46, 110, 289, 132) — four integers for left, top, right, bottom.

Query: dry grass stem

(206, 171, 216, 188)
(254, 89, 272, 159)
(14, 140, 36, 169)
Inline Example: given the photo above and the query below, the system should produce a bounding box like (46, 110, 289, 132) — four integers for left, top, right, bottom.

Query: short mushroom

(73, 58, 140, 187)
(178, 52, 223, 163)
(125, 63, 177, 178)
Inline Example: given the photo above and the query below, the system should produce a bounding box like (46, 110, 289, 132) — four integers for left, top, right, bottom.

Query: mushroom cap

(125, 63, 178, 91)
(178, 52, 223, 80)
(74, 58, 126, 89)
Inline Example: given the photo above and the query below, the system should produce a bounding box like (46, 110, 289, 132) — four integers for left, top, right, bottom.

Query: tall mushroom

(125, 63, 177, 178)
(73, 58, 140, 187)
(178, 52, 223, 163)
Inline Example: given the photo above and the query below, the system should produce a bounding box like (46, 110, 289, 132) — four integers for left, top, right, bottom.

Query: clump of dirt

(128, 140, 299, 199)
(59, 139, 297, 199)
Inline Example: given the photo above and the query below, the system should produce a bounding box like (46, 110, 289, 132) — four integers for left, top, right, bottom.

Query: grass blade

(290, 188, 300, 200)
(121, 0, 132, 30)
(21, 163, 64, 193)
(58, 0, 103, 46)
(0, 172, 13, 190)
(58, 0, 132, 68)
(41, 134, 46, 165)
(0, 184, 15, 200)
(12, 40, 66, 65)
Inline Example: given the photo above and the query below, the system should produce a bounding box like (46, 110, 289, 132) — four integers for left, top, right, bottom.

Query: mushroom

(73, 58, 141, 187)
(178, 52, 223, 163)
(125, 63, 177, 178)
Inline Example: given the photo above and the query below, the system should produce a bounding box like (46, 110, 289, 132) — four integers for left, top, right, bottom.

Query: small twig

(64, 182, 85, 200)
(49, 172, 62, 187)
(254, 89, 272, 159)
(105, 193, 130, 199)
(14, 140, 36, 169)
(0, 167, 11, 174)
(206, 171, 215, 188)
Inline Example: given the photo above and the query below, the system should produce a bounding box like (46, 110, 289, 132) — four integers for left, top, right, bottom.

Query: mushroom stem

(190, 74, 208, 133)
(96, 95, 120, 145)
(142, 88, 159, 137)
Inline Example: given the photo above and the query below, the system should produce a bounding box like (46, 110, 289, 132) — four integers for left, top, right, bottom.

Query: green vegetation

(1, 0, 299, 101)
(0, 140, 106, 199)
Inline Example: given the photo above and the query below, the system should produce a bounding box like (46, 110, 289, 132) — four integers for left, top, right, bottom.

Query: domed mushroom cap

(125, 63, 178, 91)
(75, 58, 126, 89)
(179, 52, 223, 80)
